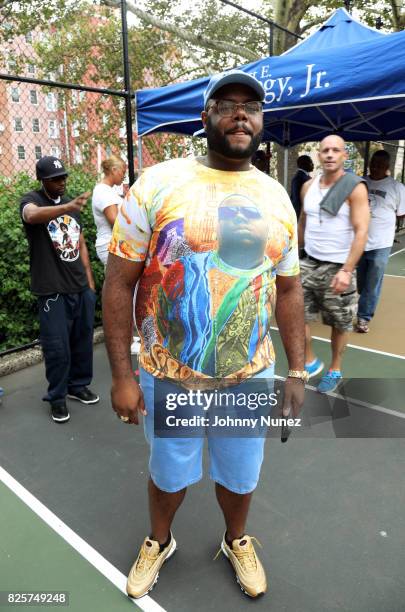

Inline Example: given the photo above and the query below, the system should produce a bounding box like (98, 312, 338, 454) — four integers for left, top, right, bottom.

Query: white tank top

(303, 175, 353, 264)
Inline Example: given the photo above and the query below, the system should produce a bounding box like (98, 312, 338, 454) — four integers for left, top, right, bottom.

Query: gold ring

(119, 415, 130, 423)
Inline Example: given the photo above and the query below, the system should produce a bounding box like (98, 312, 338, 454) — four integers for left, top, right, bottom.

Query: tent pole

(363, 141, 370, 176)
(284, 147, 288, 189)
(137, 136, 143, 173)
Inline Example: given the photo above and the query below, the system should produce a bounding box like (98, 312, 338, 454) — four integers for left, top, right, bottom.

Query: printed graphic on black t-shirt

(20, 188, 88, 295)
(48, 215, 80, 262)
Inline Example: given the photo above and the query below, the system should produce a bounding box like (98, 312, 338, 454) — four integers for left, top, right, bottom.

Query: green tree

(0, 167, 103, 351)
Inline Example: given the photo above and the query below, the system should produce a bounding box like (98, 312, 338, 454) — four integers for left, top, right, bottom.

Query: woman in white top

(92, 155, 126, 266)
(92, 156, 140, 354)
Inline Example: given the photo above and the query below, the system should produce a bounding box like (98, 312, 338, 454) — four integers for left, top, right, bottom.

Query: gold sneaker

(126, 533, 176, 598)
(217, 533, 267, 597)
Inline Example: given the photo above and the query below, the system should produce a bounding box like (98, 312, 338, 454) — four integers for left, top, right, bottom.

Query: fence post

(121, 0, 135, 185)
(137, 136, 143, 171)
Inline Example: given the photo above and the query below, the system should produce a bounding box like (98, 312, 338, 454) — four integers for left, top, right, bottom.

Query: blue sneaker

(305, 358, 324, 378)
(317, 370, 342, 394)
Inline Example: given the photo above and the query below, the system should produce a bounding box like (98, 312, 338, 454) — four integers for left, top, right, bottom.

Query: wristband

(340, 268, 352, 276)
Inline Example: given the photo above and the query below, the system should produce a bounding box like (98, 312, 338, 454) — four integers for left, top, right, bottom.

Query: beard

(205, 116, 264, 160)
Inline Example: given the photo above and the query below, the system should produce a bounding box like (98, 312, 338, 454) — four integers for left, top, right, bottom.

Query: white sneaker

(131, 336, 141, 355)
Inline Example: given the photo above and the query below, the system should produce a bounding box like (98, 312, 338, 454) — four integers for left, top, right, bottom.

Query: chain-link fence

(0, 82, 128, 176)
(1, 1, 402, 351)
(0, 0, 285, 351)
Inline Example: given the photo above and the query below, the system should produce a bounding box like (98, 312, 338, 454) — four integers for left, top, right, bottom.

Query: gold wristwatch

(287, 369, 309, 383)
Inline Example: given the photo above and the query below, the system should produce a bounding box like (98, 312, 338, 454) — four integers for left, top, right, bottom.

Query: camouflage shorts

(300, 257, 358, 331)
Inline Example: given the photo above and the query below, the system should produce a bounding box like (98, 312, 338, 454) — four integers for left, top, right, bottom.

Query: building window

(25, 32, 33, 43)
(72, 121, 80, 138)
(50, 146, 60, 157)
(32, 118, 40, 133)
(17, 145, 25, 160)
(27, 62, 36, 74)
(46, 92, 57, 111)
(11, 87, 20, 102)
(8, 58, 16, 72)
(34, 145, 42, 160)
(48, 120, 58, 139)
(74, 146, 82, 164)
(14, 117, 23, 132)
(30, 90, 38, 104)
(71, 91, 78, 108)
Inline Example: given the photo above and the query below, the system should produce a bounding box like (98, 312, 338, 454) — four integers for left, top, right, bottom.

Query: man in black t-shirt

(20, 156, 99, 423)
(290, 155, 314, 219)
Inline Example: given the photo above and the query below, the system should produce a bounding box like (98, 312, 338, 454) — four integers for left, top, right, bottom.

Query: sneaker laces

(233, 537, 262, 572)
(325, 370, 341, 379)
(136, 542, 160, 574)
(214, 536, 263, 572)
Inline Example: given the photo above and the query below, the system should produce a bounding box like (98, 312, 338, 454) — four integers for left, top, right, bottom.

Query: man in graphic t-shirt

(356, 150, 405, 333)
(20, 156, 99, 423)
(103, 70, 306, 599)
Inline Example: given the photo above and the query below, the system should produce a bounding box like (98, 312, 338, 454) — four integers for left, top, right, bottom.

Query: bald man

(297, 135, 369, 393)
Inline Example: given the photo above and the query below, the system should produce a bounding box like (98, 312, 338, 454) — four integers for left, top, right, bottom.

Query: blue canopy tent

(282, 7, 384, 55)
(135, 9, 405, 171)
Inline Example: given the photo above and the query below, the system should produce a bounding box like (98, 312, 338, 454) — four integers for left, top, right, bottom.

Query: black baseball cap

(36, 156, 69, 180)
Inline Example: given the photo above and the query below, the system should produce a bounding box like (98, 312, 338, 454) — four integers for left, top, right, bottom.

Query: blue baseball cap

(203, 69, 265, 109)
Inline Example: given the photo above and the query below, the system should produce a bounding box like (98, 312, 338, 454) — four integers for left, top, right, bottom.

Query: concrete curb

(0, 328, 105, 378)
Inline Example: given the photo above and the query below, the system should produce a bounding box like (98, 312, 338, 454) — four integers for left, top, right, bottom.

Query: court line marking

(0, 466, 167, 612)
(275, 375, 405, 420)
(384, 274, 405, 278)
(389, 247, 405, 257)
(270, 326, 405, 360)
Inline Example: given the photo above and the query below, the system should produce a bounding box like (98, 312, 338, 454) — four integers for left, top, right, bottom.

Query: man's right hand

(68, 191, 91, 213)
(111, 377, 147, 425)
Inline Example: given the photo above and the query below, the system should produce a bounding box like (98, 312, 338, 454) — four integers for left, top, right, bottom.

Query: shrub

(0, 167, 104, 351)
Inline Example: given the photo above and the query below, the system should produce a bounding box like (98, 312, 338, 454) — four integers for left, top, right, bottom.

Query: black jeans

(38, 288, 96, 404)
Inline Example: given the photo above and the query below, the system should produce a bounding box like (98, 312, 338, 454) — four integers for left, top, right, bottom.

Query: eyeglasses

(219, 205, 262, 221)
(209, 100, 263, 117)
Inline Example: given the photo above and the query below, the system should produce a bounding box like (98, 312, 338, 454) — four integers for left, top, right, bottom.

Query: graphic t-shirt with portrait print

(20, 189, 88, 295)
(110, 158, 299, 385)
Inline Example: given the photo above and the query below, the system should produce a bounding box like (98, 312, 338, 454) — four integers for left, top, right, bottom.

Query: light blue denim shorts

(140, 366, 274, 494)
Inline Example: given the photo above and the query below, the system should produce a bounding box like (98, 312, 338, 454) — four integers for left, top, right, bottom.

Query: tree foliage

(0, 168, 103, 351)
